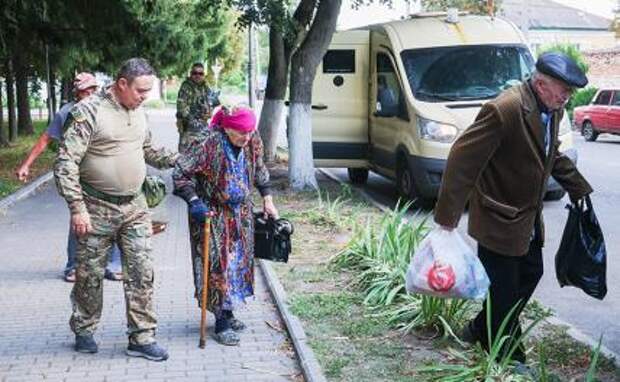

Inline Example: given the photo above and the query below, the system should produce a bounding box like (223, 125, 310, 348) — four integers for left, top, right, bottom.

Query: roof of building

(500, 0, 613, 31)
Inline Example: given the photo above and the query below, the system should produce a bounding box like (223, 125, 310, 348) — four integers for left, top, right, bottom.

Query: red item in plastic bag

(427, 260, 456, 292)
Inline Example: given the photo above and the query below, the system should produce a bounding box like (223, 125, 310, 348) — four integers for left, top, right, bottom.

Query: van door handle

(312, 104, 328, 110)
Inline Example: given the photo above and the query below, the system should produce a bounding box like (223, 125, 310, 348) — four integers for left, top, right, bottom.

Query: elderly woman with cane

(172, 106, 278, 346)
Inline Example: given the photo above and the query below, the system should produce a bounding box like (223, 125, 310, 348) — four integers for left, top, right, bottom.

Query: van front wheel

(347, 168, 369, 184)
(397, 161, 434, 209)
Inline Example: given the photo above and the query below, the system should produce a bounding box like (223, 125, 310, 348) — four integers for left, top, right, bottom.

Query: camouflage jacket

(176, 78, 220, 132)
(54, 88, 178, 215)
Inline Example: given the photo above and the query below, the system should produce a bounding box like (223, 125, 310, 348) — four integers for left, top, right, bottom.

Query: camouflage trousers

(70, 192, 157, 345)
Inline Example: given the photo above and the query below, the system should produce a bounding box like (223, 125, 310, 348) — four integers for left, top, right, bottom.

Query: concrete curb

(319, 168, 619, 366)
(0, 171, 53, 212)
(259, 259, 327, 382)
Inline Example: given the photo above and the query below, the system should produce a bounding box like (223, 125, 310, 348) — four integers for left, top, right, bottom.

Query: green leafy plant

(417, 297, 546, 381)
(332, 201, 428, 304)
(331, 202, 475, 335)
(585, 336, 604, 382)
(380, 293, 473, 335)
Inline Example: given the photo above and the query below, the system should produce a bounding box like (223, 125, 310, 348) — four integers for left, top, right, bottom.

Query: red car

(573, 89, 620, 141)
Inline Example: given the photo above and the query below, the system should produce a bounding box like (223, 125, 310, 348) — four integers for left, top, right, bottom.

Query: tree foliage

(422, 0, 501, 14)
(0, 0, 245, 139)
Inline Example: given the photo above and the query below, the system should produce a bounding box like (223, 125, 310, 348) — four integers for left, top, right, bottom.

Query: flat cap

(536, 52, 588, 88)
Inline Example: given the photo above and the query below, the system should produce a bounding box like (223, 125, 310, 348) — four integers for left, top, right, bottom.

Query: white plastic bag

(405, 228, 489, 300)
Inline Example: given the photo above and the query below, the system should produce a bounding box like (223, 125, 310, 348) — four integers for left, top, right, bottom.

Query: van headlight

(417, 116, 458, 143)
(559, 114, 571, 136)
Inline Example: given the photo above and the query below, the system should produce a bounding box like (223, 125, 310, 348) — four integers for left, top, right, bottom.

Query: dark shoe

(64, 269, 76, 283)
(104, 270, 123, 281)
(75, 334, 98, 353)
(229, 318, 247, 332)
(223, 310, 246, 332)
(126, 342, 169, 362)
(213, 328, 240, 346)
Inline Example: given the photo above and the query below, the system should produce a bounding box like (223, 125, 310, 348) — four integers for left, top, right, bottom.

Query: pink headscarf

(209, 106, 256, 133)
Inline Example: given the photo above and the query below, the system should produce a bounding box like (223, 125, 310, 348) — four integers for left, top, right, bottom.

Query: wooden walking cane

(199, 214, 211, 348)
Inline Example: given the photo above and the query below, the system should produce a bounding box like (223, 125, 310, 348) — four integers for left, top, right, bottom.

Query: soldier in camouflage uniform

(54, 58, 177, 361)
(176, 62, 220, 151)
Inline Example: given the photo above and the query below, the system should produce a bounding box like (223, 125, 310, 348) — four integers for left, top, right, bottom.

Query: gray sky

(338, 0, 617, 29)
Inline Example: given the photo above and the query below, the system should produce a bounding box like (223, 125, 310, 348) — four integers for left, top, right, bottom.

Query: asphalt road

(324, 132, 620, 356)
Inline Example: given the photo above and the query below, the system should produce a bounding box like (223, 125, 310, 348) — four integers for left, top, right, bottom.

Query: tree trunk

(0, 79, 7, 146)
(14, 50, 33, 135)
(288, 0, 342, 190)
(258, 27, 290, 162)
(60, 76, 72, 106)
(46, 44, 54, 124)
(5, 60, 17, 142)
(159, 78, 166, 102)
(50, 70, 57, 114)
(288, 103, 318, 189)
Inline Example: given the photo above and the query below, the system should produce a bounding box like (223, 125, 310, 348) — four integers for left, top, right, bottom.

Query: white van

(311, 12, 576, 206)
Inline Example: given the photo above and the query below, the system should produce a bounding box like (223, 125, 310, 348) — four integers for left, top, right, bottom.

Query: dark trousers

(471, 240, 543, 363)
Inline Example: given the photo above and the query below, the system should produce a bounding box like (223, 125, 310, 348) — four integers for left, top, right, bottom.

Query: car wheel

(397, 161, 434, 209)
(544, 190, 566, 201)
(582, 121, 599, 142)
(347, 168, 369, 184)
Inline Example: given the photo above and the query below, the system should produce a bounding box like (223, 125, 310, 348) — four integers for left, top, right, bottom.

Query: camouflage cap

(74, 72, 98, 91)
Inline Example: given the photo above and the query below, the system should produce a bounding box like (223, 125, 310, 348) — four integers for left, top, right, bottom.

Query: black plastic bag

(555, 195, 607, 300)
(254, 213, 294, 263)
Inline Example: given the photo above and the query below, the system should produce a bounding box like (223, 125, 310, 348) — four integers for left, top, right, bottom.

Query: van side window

(375, 53, 406, 119)
(323, 50, 355, 73)
(594, 91, 612, 105)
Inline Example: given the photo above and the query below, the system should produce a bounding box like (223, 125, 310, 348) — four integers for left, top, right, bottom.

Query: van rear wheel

(347, 168, 369, 184)
(397, 161, 434, 209)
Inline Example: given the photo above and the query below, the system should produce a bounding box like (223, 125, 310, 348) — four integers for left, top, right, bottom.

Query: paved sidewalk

(0, 110, 301, 382)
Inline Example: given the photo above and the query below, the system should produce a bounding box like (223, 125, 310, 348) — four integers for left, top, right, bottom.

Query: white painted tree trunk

(288, 102, 318, 190)
(258, 98, 286, 162)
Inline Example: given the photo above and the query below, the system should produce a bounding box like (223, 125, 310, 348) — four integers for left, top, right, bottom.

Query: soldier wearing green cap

(176, 62, 220, 151)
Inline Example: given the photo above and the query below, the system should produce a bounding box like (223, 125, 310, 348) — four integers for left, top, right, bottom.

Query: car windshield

(401, 45, 535, 102)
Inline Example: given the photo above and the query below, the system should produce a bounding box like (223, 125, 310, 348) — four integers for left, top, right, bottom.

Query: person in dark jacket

(434, 52, 593, 364)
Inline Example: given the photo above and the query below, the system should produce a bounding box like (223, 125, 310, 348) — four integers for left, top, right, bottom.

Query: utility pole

(248, 23, 257, 108)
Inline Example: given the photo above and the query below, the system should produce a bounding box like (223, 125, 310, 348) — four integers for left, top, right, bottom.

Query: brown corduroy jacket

(434, 82, 593, 256)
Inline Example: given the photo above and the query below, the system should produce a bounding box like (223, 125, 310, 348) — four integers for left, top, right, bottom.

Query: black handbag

(555, 195, 607, 300)
(254, 213, 293, 263)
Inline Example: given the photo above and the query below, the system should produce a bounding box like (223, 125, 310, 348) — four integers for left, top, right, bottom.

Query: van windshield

(401, 45, 535, 102)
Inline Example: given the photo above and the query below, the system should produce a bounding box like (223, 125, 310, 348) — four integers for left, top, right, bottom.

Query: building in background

(501, 0, 615, 52)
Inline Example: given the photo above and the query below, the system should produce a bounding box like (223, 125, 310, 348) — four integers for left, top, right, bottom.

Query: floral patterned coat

(172, 128, 271, 311)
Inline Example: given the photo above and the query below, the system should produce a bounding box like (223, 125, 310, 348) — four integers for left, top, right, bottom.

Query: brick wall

(584, 49, 620, 88)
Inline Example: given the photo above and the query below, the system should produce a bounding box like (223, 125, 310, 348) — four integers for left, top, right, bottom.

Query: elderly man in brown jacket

(434, 52, 593, 364)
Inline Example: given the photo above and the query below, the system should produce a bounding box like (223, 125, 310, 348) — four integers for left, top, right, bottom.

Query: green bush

(567, 86, 598, 113)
